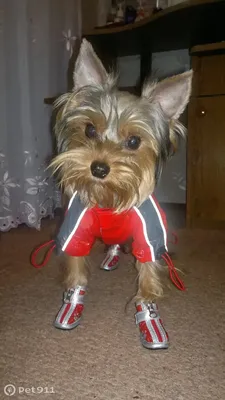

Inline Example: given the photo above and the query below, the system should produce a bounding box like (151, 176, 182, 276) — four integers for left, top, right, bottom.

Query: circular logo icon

(4, 385, 16, 396)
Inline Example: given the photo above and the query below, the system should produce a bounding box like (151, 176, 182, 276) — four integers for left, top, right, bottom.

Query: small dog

(50, 39, 192, 349)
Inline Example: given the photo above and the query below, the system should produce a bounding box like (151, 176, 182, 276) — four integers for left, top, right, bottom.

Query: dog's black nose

(90, 161, 110, 179)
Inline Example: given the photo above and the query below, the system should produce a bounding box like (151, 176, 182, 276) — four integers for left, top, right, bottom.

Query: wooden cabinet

(187, 44, 225, 229)
(192, 54, 225, 96)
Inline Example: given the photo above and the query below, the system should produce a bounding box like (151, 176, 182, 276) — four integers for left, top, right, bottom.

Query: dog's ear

(73, 39, 108, 90)
(142, 70, 192, 120)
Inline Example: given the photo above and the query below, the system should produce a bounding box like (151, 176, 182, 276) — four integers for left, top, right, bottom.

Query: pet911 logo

(4, 384, 55, 396)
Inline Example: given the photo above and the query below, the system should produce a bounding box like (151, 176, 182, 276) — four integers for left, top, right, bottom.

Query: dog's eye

(126, 136, 141, 150)
(85, 124, 97, 139)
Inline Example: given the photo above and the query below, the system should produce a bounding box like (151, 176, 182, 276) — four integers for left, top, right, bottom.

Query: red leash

(162, 252, 186, 291)
(168, 231, 178, 245)
(31, 231, 185, 291)
(31, 240, 56, 269)
(165, 231, 185, 290)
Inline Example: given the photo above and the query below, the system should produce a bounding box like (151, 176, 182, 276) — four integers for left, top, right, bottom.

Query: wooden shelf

(84, 0, 225, 60)
(191, 41, 225, 54)
(84, 0, 224, 36)
(44, 97, 58, 105)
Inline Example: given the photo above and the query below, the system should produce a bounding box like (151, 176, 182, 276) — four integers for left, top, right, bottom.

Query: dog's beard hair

(52, 80, 183, 210)
(51, 138, 156, 212)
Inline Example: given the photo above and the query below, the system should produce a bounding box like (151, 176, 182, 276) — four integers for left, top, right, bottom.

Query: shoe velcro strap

(135, 310, 159, 325)
(64, 291, 85, 305)
(73, 294, 85, 305)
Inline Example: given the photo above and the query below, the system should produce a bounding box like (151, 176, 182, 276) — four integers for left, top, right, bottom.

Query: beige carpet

(0, 218, 225, 400)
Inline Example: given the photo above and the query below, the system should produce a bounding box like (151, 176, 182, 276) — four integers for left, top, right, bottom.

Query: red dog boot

(100, 244, 121, 271)
(135, 302, 169, 349)
(54, 286, 86, 330)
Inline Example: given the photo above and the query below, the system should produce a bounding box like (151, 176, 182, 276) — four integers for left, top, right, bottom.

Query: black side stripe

(135, 196, 167, 261)
(56, 192, 87, 253)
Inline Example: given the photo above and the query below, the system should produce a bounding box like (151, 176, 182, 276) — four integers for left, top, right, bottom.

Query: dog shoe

(100, 244, 121, 271)
(135, 302, 169, 349)
(54, 286, 86, 330)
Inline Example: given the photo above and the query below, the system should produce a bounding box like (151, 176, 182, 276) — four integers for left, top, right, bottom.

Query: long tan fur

(64, 255, 88, 289)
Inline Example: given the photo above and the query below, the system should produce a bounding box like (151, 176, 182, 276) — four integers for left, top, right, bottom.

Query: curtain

(0, 0, 81, 231)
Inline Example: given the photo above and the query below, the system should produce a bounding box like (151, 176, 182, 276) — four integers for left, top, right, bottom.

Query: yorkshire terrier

(50, 39, 192, 349)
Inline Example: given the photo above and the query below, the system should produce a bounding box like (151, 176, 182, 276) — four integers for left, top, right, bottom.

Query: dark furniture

(84, 0, 225, 87)
(84, 1, 225, 229)
(187, 42, 225, 229)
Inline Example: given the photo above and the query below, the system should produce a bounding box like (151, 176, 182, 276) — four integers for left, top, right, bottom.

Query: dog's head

(51, 39, 192, 212)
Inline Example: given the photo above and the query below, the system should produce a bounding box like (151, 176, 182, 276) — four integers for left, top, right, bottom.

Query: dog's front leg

(54, 255, 87, 330)
(135, 260, 169, 349)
